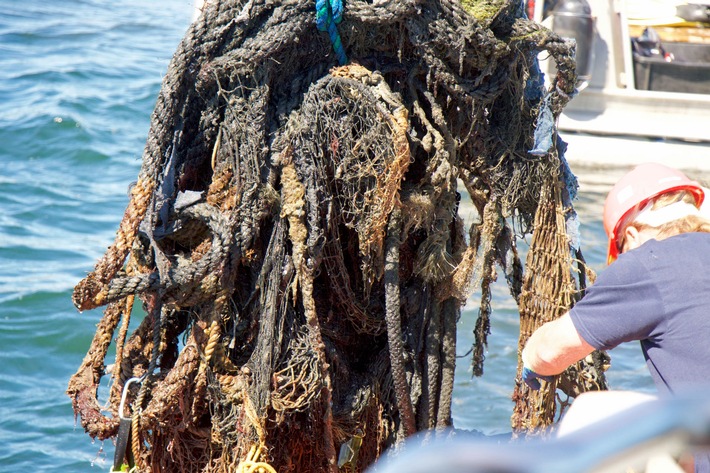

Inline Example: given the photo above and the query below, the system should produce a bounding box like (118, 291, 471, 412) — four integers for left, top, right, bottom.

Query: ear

(622, 225, 641, 252)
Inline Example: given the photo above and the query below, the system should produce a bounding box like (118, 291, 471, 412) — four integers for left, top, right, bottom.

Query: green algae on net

(67, 0, 608, 471)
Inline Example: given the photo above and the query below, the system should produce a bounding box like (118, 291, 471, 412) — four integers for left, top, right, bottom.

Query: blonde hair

(618, 190, 710, 251)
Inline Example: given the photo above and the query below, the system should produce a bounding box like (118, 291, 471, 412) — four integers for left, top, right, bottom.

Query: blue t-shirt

(569, 233, 710, 472)
(570, 233, 710, 395)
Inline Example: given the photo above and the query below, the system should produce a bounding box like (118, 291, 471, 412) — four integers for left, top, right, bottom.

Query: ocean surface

(0, 1, 672, 471)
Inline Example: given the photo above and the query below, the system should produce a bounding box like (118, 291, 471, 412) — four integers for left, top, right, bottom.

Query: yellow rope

(204, 318, 221, 364)
(131, 397, 142, 470)
(236, 445, 278, 473)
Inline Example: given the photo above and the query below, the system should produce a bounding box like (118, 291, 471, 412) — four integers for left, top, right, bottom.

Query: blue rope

(315, 0, 347, 65)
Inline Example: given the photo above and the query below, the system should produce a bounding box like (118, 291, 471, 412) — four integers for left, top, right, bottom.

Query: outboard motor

(551, 0, 595, 90)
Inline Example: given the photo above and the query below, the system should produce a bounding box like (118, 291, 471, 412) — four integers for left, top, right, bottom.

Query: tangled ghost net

(68, 0, 609, 471)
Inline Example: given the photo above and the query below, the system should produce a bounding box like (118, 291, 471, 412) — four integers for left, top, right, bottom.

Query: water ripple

(0, 1, 193, 470)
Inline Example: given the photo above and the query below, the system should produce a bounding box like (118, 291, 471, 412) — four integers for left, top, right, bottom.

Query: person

(520, 162, 710, 473)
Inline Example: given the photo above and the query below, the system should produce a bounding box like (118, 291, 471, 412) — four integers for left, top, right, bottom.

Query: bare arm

(522, 313, 595, 376)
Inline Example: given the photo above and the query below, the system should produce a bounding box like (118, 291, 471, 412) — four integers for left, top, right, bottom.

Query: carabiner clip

(118, 376, 143, 421)
(113, 376, 144, 472)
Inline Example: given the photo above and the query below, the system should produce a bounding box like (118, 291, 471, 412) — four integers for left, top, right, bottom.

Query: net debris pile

(67, 0, 608, 471)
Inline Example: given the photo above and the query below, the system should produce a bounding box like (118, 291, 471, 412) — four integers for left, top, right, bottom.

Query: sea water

(0, 1, 685, 471)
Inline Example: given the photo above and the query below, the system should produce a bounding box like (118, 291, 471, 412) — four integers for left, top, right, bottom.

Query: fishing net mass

(67, 0, 609, 471)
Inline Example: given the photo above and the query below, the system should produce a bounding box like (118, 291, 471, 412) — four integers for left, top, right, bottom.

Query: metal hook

(118, 376, 144, 420)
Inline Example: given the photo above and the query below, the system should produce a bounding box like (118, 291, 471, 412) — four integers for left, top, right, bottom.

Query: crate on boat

(633, 41, 710, 94)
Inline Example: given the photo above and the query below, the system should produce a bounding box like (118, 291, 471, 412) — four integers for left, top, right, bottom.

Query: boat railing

(368, 392, 710, 473)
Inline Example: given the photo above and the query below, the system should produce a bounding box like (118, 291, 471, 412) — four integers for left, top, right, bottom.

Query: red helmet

(603, 163, 704, 264)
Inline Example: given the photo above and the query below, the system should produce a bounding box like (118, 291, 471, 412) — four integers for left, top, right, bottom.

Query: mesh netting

(67, 0, 608, 471)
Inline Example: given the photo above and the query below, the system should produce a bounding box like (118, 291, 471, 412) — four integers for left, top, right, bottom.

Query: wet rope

(66, 1, 590, 470)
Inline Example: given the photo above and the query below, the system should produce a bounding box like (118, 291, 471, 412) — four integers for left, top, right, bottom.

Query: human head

(603, 163, 705, 264)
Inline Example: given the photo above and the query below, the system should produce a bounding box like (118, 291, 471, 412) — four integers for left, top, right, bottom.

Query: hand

(522, 366, 554, 390)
